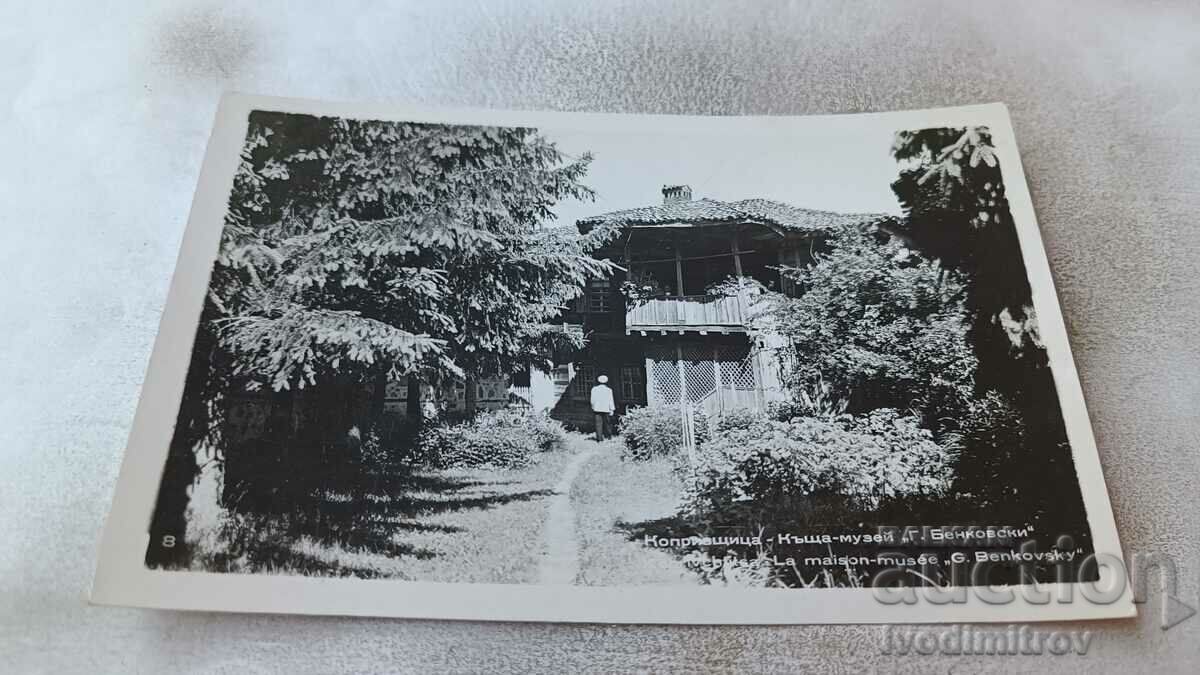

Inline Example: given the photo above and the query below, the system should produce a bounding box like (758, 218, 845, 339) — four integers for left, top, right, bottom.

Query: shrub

(713, 407, 767, 433)
(683, 409, 952, 512)
(621, 404, 709, 461)
(950, 390, 1025, 506)
(766, 227, 976, 419)
(768, 377, 849, 421)
(418, 408, 567, 469)
(520, 408, 571, 454)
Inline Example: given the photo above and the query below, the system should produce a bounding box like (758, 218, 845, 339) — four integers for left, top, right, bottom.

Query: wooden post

(751, 344, 766, 410)
(675, 343, 688, 405)
(683, 404, 696, 465)
(731, 228, 746, 324)
(644, 356, 657, 407)
(712, 343, 724, 416)
(731, 228, 744, 278)
(673, 234, 685, 296)
(777, 248, 787, 295)
(676, 342, 694, 464)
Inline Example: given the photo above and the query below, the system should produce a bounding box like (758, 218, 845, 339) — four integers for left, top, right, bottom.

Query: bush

(520, 408, 571, 454)
(621, 404, 709, 461)
(766, 227, 976, 419)
(768, 376, 849, 421)
(684, 409, 952, 512)
(950, 390, 1025, 506)
(418, 408, 567, 469)
(713, 407, 767, 433)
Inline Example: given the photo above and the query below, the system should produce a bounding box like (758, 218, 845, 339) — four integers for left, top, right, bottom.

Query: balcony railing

(625, 293, 750, 333)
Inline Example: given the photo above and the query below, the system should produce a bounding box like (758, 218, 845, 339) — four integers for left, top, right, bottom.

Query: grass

(185, 447, 578, 582)
(179, 430, 999, 589)
(570, 440, 699, 586)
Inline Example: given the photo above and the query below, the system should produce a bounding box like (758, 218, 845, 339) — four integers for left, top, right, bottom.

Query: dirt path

(193, 433, 692, 584)
(568, 439, 700, 587)
(535, 439, 599, 584)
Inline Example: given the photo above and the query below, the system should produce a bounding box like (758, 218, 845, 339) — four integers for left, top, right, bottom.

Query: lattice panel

(650, 357, 682, 403)
(648, 342, 758, 404)
(717, 344, 756, 390)
(680, 344, 717, 403)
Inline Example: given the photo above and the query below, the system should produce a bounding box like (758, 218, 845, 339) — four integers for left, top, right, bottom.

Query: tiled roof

(577, 196, 891, 233)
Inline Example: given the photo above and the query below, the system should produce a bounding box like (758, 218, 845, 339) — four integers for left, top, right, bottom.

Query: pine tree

(146, 113, 613, 567)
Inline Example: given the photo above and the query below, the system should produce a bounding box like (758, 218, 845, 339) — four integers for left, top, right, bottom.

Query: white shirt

(590, 384, 615, 413)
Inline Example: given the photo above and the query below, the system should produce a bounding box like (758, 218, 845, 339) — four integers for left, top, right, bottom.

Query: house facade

(370, 185, 889, 432)
(545, 185, 889, 431)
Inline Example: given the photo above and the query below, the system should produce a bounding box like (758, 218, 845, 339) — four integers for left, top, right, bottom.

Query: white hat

(597, 375, 609, 383)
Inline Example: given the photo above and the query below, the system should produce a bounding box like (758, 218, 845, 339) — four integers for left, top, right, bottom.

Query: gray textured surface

(1, 1, 1197, 672)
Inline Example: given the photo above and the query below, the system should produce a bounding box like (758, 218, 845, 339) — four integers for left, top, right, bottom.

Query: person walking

(590, 374, 615, 441)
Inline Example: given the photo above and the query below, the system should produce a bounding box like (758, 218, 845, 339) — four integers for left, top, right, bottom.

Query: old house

(372, 185, 889, 432)
(542, 185, 890, 431)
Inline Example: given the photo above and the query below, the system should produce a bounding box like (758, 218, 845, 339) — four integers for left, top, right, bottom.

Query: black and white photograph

(92, 96, 1130, 623)
(13, 2, 1200, 670)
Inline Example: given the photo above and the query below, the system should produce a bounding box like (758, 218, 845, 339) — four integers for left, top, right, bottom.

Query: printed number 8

(162, 535, 176, 548)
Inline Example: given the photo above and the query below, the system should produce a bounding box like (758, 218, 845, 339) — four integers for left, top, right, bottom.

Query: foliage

(619, 268, 668, 304)
(215, 113, 616, 392)
(418, 408, 567, 469)
(683, 410, 953, 513)
(766, 375, 849, 421)
(767, 227, 976, 423)
(149, 113, 611, 566)
(891, 127, 1086, 534)
(704, 276, 749, 297)
(890, 126, 1041, 390)
(712, 407, 767, 433)
(620, 404, 710, 461)
(210, 114, 614, 443)
(949, 390, 1026, 507)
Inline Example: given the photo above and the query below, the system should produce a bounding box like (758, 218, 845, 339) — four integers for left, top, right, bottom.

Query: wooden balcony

(625, 293, 750, 334)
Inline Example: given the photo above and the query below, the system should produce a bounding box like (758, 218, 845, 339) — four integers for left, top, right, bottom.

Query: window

(571, 364, 595, 400)
(620, 365, 645, 404)
(587, 279, 611, 313)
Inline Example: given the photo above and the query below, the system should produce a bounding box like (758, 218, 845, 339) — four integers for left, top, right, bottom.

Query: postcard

(92, 94, 1133, 623)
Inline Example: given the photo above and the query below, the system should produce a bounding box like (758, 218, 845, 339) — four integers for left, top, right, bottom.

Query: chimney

(662, 184, 692, 204)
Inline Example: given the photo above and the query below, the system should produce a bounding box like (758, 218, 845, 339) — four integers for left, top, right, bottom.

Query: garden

(609, 128, 1092, 588)
(145, 111, 619, 576)
(144, 112, 1092, 590)
(184, 407, 582, 580)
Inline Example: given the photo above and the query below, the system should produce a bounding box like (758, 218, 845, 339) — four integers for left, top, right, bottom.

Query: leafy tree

(890, 128, 1085, 529)
(767, 228, 976, 426)
(147, 113, 612, 567)
(890, 127, 1042, 389)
